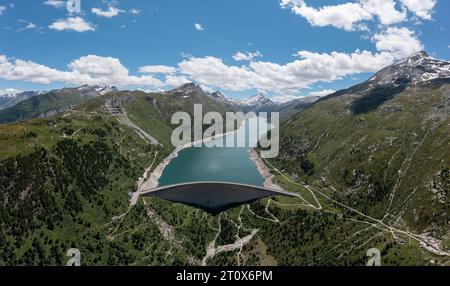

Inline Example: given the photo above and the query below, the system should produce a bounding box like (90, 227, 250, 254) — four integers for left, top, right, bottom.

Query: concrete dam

(140, 182, 297, 213)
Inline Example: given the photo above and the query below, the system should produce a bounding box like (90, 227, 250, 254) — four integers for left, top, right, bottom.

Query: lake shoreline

(249, 149, 283, 191)
(137, 117, 281, 193)
(140, 130, 237, 192)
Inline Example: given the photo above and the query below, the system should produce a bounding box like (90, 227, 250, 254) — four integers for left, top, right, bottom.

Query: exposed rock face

(370, 51, 450, 86)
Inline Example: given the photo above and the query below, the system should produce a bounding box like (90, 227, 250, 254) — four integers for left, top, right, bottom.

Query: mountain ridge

(274, 51, 450, 250)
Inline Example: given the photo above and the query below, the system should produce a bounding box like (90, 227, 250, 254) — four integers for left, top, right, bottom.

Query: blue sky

(0, 0, 449, 101)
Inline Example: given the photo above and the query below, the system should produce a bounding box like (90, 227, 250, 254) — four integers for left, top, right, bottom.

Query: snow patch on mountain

(369, 51, 450, 87)
(78, 84, 118, 95)
(0, 88, 23, 98)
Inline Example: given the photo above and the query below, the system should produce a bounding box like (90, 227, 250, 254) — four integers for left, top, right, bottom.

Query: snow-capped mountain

(0, 90, 43, 110)
(239, 94, 274, 106)
(320, 51, 450, 104)
(77, 84, 118, 96)
(165, 83, 207, 96)
(0, 85, 120, 122)
(368, 51, 450, 87)
(209, 92, 279, 112)
(212, 92, 321, 112)
(209, 91, 227, 101)
(159, 82, 320, 117)
(0, 88, 23, 98)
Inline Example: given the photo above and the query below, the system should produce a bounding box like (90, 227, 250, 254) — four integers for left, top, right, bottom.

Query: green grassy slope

(0, 83, 448, 266)
(269, 80, 450, 248)
(0, 89, 100, 123)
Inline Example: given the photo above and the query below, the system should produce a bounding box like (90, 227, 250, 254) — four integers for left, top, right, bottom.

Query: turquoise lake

(157, 117, 269, 187)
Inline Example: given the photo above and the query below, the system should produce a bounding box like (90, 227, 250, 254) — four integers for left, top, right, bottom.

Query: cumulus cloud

(0, 54, 162, 87)
(400, 0, 436, 20)
(271, 95, 302, 103)
(139, 65, 177, 74)
(373, 27, 423, 58)
(360, 0, 406, 25)
(178, 56, 259, 91)
(0, 45, 425, 95)
(233, 51, 263, 61)
(164, 75, 191, 87)
(0, 5, 6, 15)
(280, 0, 373, 31)
(0, 54, 76, 84)
(177, 50, 396, 94)
(91, 6, 124, 18)
(0, 0, 434, 97)
(194, 23, 204, 31)
(280, 0, 432, 30)
(49, 17, 95, 32)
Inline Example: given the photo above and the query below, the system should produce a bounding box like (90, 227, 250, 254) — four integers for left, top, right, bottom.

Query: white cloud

(177, 50, 396, 94)
(129, 8, 141, 15)
(280, 0, 372, 31)
(139, 65, 177, 74)
(0, 54, 76, 84)
(360, 0, 406, 25)
(25, 23, 37, 30)
(178, 56, 261, 91)
(43, 0, 65, 9)
(271, 89, 335, 103)
(0, 88, 22, 96)
(271, 95, 302, 103)
(0, 54, 163, 88)
(49, 17, 95, 32)
(233, 51, 263, 61)
(308, 89, 336, 97)
(68, 55, 162, 86)
(400, 0, 436, 20)
(92, 6, 124, 18)
(0, 43, 428, 96)
(164, 75, 191, 87)
(194, 23, 204, 31)
(281, 0, 431, 30)
(0, 5, 6, 15)
(0, 9, 428, 98)
(373, 27, 423, 58)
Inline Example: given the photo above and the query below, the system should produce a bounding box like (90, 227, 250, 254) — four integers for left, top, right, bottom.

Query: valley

(0, 52, 449, 266)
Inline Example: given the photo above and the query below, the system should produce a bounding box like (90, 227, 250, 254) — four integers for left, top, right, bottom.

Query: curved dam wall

(141, 182, 296, 213)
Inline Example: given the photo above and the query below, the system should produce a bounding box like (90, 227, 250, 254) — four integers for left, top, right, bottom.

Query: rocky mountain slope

(0, 81, 318, 124)
(0, 52, 448, 266)
(209, 89, 320, 116)
(0, 91, 42, 111)
(0, 85, 118, 123)
(273, 51, 450, 247)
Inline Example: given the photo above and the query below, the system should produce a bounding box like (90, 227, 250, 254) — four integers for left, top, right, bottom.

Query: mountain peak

(250, 94, 267, 100)
(241, 94, 273, 105)
(209, 91, 226, 99)
(178, 82, 197, 89)
(369, 51, 450, 86)
(0, 89, 23, 98)
(168, 82, 206, 95)
(407, 50, 430, 60)
(77, 85, 118, 95)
